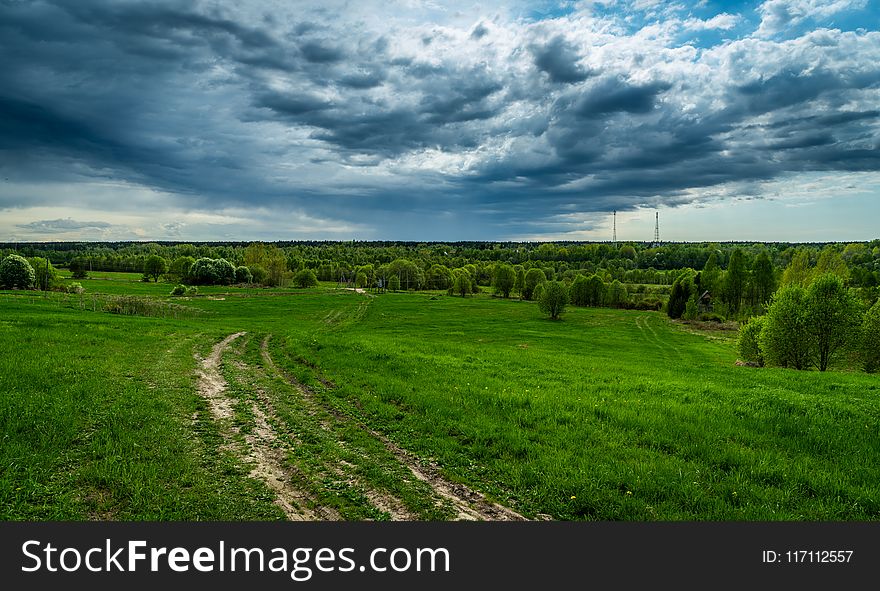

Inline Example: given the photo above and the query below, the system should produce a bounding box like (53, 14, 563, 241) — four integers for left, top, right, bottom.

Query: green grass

(2, 283, 878, 520)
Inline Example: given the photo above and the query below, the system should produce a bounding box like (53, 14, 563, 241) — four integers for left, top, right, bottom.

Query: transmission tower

(612, 210, 617, 246)
(653, 211, 660, 246)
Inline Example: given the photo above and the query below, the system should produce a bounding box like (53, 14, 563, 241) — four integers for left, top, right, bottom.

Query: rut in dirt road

(260, 335, 528, 521)
(197, 332, 338, 521)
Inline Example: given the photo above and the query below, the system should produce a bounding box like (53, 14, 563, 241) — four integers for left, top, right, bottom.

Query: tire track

(260, 335, 528, 521)
(196, 332, 338, 521)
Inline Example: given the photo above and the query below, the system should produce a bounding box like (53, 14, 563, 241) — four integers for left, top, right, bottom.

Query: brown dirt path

(196, 332, 338, 521)
(260, 335, 528, 521)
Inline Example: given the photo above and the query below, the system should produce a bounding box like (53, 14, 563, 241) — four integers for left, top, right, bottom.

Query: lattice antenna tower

(612, 210, 617, 246)
(653, 211, 660, 245)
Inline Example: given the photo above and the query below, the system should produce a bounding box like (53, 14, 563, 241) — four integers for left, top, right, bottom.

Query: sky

(1, 0, 878, 243)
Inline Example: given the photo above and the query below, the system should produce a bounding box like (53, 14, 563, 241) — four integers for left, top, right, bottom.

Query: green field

(2, 275, 878, 520)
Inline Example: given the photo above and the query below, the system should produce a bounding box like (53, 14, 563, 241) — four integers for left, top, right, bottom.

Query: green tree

(0, 254, 36, 289)
(700, 252, 721, 295)
(452, 271, 471, 297)
(249, 265, 268, 285)
(737, 315, 765, 366)
(861, 300, 880, 372)
(356, 271, 368, 288)
(760, 285, 811, 370)
(388, 274, 401, 291)
(523, 268, 547, 300)
(751, 250, 776, 308)
(388, 258, 424, 290)
(168, 256, 195, 283)
(27, 257, 61, 291)
(667, 270, 696, 319)
(492, 263, 516, 298)
(723, 249, 747, 314)
(69, 257, 89, 279)
(426, 264, 452, 290)
(585, 274, 606, 307)
(538, 281, 568, 320)
(805, 274, 862, 371)
(606, 279, 628, 308)
(143, 254, 168, 282)
(781, 249, 812, 287)
(513, 266, 525, 297)
(293, 269, 318, 288)
(813, 248, 849, 283)
(569, 274, 589, 306)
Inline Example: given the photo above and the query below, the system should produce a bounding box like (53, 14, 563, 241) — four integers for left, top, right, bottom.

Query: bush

(760, 285, 811, 370)
(69, 257, 89, 279)
(189, 257, 236, 285)
(738, 315, 765, 367)
(170, 284, 187, 296)
(805, 273, 863, 371)
(537, 281, 568, 319)
(235, 266, 253, 284)
(699, 312, 725, 322)
(249, 265, 268, 285)
(0, 254, 36, 289)
(293, 269, 318, 288)
(66, 282, 85, 294)
(388, 274, 401, 291)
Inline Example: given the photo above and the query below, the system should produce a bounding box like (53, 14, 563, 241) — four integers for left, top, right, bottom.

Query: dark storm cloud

(1, 0, 879, 238)
(569, 77, 672, 117)
(298, 40, 346, 63)
(531, 36, 593, 84)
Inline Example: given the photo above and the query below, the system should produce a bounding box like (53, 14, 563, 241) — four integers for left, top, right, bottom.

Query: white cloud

(756, 0, 868, 37)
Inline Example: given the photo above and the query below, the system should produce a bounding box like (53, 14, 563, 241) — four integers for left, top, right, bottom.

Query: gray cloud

(18, 218, 113, 233)
(531, 36, 593, 84)
(0, 0, 878, 239)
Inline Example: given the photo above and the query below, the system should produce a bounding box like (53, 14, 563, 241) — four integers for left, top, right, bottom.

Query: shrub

(189, 257, 236, 285)
(760, 285, 811, 370)
(249, 265, 268, 285)
(699, 312, 725, 322)
(738, 315, 765, 367)
(235, 266, 253, 284)
(0, 254, 36, 289)
(294, 269, 318, 288)
(69, 257, 89, 279)
(170, 284, 187, 296)
(66, 282, 85, 294)
(538, 281, 568, 320)
(805, 273, 862, 371)
(388, 274, 401, 291)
